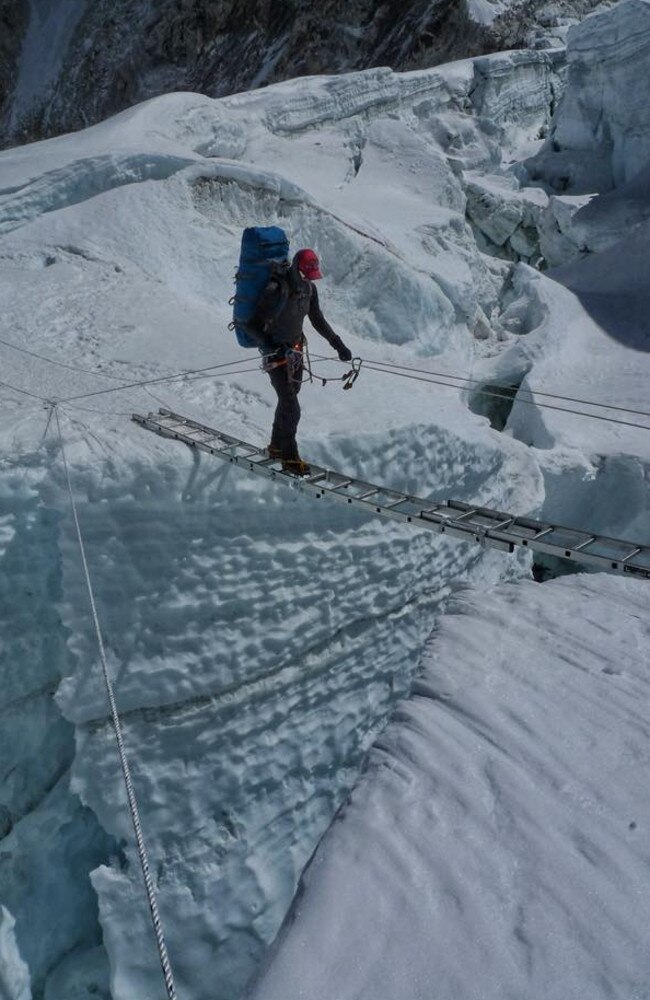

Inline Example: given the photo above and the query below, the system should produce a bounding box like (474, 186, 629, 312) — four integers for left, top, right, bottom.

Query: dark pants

(268, 356, 303, 461)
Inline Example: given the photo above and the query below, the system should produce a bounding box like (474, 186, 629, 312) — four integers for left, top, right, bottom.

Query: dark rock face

(0, 0, 611, 148)
(0, 0, 29, 120)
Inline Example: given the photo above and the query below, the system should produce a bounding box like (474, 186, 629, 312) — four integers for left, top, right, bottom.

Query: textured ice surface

(0, 906, 31, 1000)
(248, 574, 650, 1000)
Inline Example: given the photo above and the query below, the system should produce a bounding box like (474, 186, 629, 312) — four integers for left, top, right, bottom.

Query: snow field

(248, 573, 650, 1000)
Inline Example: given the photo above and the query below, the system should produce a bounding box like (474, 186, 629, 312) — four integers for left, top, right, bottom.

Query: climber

(252, 248, 352, 476)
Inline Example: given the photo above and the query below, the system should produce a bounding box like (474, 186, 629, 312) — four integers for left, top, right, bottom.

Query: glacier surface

(0, 3, 649, 997)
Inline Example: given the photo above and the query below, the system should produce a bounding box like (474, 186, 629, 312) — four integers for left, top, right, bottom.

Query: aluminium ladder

(133, 409, 650, 580)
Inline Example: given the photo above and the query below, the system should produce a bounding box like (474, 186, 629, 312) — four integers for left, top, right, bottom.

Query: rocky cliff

(1, 0, 613, 148)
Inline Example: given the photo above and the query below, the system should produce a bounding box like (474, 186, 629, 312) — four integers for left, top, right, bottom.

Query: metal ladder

(132, 409, 650, 580)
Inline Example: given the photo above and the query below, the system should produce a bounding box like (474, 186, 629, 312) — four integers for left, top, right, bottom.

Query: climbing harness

(54, 405, 179, 1000)
(258, 338, 361, 391)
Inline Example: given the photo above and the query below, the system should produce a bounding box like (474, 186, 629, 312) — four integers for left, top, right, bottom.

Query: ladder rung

(188, 431, 219, 443)
(572, 536, 596, 552)
(532, 526, 554, 540)
(356, 489, 379, 501)
(491, 517, 515, 531)
(330, 479, 354, 492)
(304, 472, 328, 485)
(385, 496, 408, 509)
(621, 546, 642, 563)
(161, 419, 189, 432)
(223, 441, 258, 453)
(448, 508, 478, 523)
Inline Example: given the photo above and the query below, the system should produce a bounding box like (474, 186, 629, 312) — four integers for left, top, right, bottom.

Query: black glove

(337, 343, 352, 362)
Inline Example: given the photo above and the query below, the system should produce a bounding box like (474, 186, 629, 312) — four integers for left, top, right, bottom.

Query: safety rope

(0, 334, 133, 382)
(309, 352, 650, 423)
(53, 405, 178, 1000)
(4, 321, 650, 425)
(4, 338, 650, 434)
(358, 361, 650, 432)
(359, 356, 650, 420)
(57, 357, 264, 404)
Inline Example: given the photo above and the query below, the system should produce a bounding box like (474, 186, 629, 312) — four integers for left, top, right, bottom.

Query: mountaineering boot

(282, 458, 311, 477)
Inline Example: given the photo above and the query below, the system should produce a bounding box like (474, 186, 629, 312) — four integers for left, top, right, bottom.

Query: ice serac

(528, 0, 650, 192)
(0, 0, 611, 148)
(247, 575, 650, 1000)
(471, 48, 564, 142)
(519, 1, 650, 349)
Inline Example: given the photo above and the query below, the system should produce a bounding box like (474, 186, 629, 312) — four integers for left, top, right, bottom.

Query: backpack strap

(265, 262, 292, 324)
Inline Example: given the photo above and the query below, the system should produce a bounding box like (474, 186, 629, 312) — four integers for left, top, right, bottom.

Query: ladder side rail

(623, 562, 650, 579)
(523, 536, 631, 574)
(319, 476, 407, 503)
(147, 415, 275, 462)
(156, 410, 257, 451)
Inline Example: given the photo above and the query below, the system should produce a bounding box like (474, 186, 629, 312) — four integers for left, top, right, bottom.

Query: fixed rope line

(54, 405, 178, 1000)
(308, 354, 650, 433)
(362, 357, 650, 421)
(57, 358, 265, 404)
(0, 334, 134, 382)
(4, 330, 649, 422)
(0, 364, 266, 421)
(310, 353, 650, 421)
(0, 336, 261, 397)
(358, 362, 650, 432)
(0, 377, 51, 402)
(3, 348, 650, 435)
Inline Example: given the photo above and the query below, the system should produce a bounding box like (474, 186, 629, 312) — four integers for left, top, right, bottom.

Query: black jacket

(252, 260, 345, 354)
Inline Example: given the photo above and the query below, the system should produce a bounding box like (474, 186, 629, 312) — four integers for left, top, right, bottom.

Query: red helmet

(295, 248, 323, 280)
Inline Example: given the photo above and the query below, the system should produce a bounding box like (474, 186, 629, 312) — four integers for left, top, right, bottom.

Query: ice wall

(52, 439, 533, 1000)
(0, 470, 116, 998)
(527, 0, 650, 192)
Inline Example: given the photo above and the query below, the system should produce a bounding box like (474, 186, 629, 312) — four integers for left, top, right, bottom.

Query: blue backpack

(231, 226, 290, 347)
